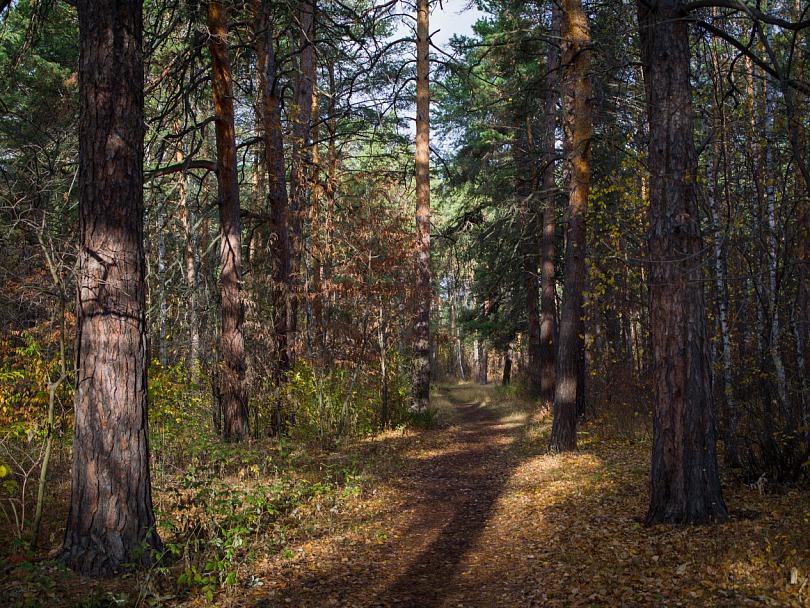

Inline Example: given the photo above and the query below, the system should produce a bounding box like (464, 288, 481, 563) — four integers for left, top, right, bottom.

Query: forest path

(244, 383, 537, 608)
(223, 383, 810, 608)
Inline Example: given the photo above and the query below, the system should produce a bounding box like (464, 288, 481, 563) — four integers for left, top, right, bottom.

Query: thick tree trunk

(638, 0, 728, 524)
(412, 0, 431, 412)
(257, 2, 293, 381)
(550, 0, 592, 452)
(540, 0, 561, 405)
(208, 0, 248, 440)
(62, 0, 162, 576)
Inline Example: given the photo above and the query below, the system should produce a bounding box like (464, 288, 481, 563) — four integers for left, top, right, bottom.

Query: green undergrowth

(0, 376, 461, 607)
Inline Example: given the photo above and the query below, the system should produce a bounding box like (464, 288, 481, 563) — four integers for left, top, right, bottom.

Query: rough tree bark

(208, 0, 249, 440)
(288, 0, 317, 365)
(503, 343, 514, 385)
(521, 117, 542, 397)
(175, 141, 201, 375)
(61, 0, 162, 576)
(540, 0, 561, 405)
(550, 0, 592, 452)
(638, 0, 728, 524)
(412, 0, 431, 412)
(257, 1, 293, 381)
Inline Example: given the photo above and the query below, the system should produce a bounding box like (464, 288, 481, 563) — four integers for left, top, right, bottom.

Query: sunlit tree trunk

(540, 0, 561, 405)
(62, 0, 162, 576)
(638, 0, 727, 524)
(550, 0, 592, 452)
(175, 140, 201, 375)
(208, 0, 248, 440)
(412, 0, 431, 412)
(379, 302, 389, 425)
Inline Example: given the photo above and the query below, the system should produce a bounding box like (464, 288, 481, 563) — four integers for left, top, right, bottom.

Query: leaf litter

(3, 383, 809, 607)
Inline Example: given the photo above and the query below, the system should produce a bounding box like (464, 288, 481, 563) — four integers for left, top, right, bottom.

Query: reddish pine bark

(288, 0, 317, 365)
(61, 0, 162, 576)
(638, 0, 728, 524)
(540, 0, 561, 405)
(208, 0, 249, 440)
(412, 0, 431, 412)
(521, 119, 542, 398)
(257, 2, 293, 380)
(550, 0, 592, 452)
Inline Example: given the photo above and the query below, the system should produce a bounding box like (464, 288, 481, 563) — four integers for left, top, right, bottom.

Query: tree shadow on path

(370, 393, 519, 607)
(251, 386, 526, 608)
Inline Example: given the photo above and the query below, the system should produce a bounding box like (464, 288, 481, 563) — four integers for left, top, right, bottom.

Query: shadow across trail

(253, 386, 526, 608)
(373, 391, 520, 607)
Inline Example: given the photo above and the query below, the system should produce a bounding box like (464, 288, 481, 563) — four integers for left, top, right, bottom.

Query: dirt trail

(249, 386, 528, 608)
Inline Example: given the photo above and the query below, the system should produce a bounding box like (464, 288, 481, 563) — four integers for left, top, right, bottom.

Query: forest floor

(3, 383, 810, 607)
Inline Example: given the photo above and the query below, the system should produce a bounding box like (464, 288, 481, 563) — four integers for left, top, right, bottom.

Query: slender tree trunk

(550, 0, 592, 452)
(257, 2, 293, 381)
(379, 302, 389, 426)
(761, 52, 792, 425)
(412, 0, 431, 412)
(797, 223, 810, 451)
(177, 144, 201, 374)
(473, 338, 480, 383)
(520, 116, 542, 397)
(289, 0, 317, 366)
(503, 343, 513, 385)
(540, 0, 561, 405)
(523, 227, 541, 394)
(638, 0, 727, 524)
(31, 291, 67, 551)
(208, 0, 248, 440)
(707, 139, 741, 468)
(157, 200, 168, 366)
(62, 0, 162, 575)
(456, 322, 466, 381)
(792, 301, 810, 448)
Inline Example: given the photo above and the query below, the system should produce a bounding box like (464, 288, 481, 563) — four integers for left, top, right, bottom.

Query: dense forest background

(2, 0, 810, 604)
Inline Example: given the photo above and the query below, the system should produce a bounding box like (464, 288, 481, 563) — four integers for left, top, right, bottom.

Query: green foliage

(0, 331, 71, 429)
(285, 357, 411, 441)
(406, 407, 439, 429)
(148, 362, 212, 466)
(0, 328, 71, 542)
(157, 450, 346, 600)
